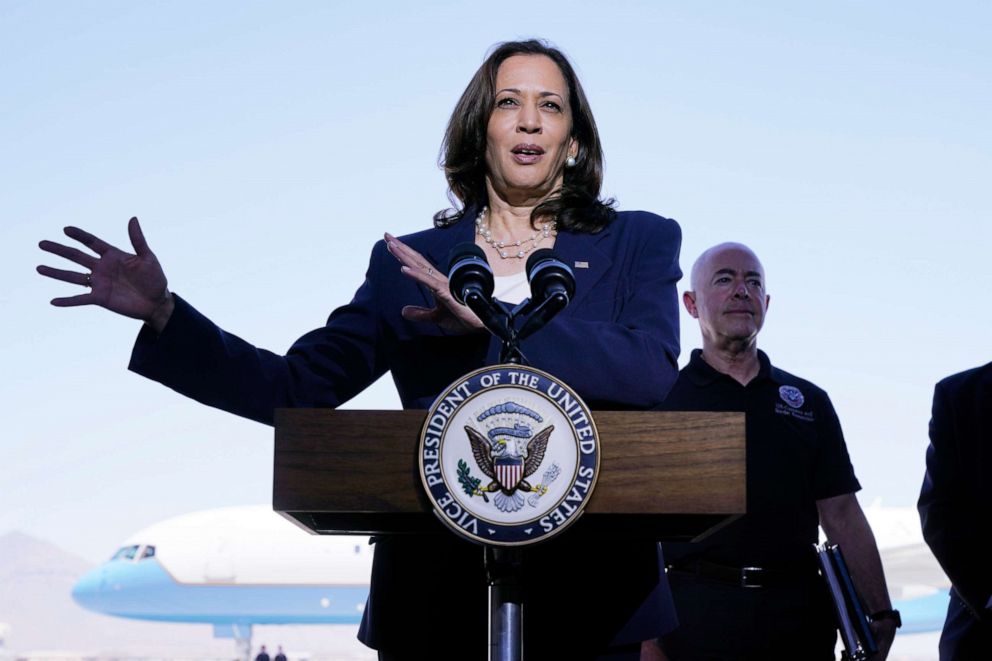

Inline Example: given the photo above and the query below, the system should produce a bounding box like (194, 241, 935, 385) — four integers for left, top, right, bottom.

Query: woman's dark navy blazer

(128, 208, 683, 655)
(129, 210, 681, 416)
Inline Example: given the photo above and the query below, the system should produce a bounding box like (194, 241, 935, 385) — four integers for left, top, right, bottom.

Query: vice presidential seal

(419, 365, 599, 546)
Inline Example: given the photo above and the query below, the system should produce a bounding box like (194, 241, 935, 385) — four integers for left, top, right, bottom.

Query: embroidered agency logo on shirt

(779, 385, 805, 408)
(775, 385, 814, 421)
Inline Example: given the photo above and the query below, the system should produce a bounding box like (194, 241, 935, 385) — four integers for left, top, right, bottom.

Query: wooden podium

(273, 409, 745, 541)
(273, 408, 744, 660)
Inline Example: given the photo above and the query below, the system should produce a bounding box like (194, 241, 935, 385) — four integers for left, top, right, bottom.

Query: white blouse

(492, 270, 529, 305)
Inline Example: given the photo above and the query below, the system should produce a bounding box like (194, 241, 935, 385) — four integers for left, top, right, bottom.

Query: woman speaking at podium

(39, 40, 682, 659)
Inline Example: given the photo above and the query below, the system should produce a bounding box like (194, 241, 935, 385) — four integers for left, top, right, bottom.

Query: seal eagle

(465, 425, 554, 512)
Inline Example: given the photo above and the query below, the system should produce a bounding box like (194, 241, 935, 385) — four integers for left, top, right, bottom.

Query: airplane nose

(71, 566, 105, 610)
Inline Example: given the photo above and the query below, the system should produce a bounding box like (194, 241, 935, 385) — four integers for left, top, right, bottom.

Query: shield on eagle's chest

(494, 455, 525, 491)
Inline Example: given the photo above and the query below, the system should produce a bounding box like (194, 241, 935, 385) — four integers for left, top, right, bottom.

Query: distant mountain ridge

(0, 530, 93, 581)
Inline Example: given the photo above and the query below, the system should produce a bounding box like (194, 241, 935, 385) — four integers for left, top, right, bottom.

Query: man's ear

(683, 291, 699, 318)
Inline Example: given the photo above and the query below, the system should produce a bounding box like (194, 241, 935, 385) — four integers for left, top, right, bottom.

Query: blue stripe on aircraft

(74, 557, 947, 633)
(893, 588, 950, 634)
(72, 558, 368, 625)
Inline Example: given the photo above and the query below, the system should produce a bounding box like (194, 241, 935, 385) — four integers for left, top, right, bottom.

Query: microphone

(447, 243, 511, 343)
(526, 249, 575, 304)
(517, 249, 575, 340)
(447, 243, 494, 305)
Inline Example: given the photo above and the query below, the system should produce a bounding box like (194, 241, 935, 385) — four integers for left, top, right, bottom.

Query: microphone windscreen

(447, 242, 494, 304)
(526, 249, 575, 302)
(525, 248, 556, 281)
(448, 242, 488, 272)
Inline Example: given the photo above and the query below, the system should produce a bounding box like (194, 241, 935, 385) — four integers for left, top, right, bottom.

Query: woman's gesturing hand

(38, 217, 175, 332)
(385, 232, 485, 333)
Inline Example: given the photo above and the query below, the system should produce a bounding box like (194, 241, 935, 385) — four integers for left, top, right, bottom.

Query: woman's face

(484, 54, 578, 205)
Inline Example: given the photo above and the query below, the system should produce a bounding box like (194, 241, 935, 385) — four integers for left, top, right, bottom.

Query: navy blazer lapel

(553, 225, 613, 311)
(423, 212, 477, 268)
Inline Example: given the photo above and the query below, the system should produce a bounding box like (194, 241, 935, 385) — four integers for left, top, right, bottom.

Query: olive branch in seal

(457, 459, 489, 502)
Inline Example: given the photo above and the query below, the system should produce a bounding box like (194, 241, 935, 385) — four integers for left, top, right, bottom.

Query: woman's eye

(496, 97, 518, 108)
(542, 101, 562, 112)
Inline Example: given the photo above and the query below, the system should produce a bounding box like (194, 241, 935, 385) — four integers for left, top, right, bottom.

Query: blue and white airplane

(861, 501, 951, 636)
(72, 502, 950, 658)
(71, 506, 371, 659)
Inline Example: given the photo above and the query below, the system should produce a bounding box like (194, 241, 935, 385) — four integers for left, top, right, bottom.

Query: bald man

(656, 243, 896, 660)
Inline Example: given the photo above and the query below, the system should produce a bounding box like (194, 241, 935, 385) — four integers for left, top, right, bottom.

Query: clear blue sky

(3, 1, 989, 563)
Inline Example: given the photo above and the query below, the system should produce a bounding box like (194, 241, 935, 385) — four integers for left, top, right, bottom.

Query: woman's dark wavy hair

(434, 39, 615, 233)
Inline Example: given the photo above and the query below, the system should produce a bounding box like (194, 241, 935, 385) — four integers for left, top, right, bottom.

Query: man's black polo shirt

(658, 349, 861, 570)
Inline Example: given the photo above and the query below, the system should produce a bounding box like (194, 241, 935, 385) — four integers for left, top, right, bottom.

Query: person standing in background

(919, 362, 992, 660)
(656, 242, 896, 660)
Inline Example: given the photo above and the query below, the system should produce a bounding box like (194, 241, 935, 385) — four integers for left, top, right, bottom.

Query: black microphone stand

(486, 302, 526, 661)
(485, 294, 579, 660)
(447, 244, 574, 661)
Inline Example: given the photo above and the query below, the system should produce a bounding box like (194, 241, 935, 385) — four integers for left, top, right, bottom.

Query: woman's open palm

(38, 217, 171, 324)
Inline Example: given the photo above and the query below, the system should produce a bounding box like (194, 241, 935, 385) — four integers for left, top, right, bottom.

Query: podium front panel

(274, 409, 744, 541)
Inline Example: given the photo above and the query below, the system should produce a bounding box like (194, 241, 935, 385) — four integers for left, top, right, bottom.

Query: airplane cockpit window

(140, 545, 156, 559)
(111, 545, 140, 561)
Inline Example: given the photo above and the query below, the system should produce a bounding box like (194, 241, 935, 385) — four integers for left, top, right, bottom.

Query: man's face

(685, 245, 769, 349)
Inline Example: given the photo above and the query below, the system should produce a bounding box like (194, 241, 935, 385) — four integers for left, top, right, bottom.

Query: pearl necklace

(475, 207, 557, 259)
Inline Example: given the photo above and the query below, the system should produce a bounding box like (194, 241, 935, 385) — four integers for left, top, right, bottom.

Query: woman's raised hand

(385, 232, 485, 333)
(38, 217, 175, 332)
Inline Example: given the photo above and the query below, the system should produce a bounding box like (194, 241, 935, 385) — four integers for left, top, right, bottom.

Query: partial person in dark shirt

(656, 242, 896, 660)
(919, 362, 992, 660)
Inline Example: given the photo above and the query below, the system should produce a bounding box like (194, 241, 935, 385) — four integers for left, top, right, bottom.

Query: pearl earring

(565, 156, 577, 168)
